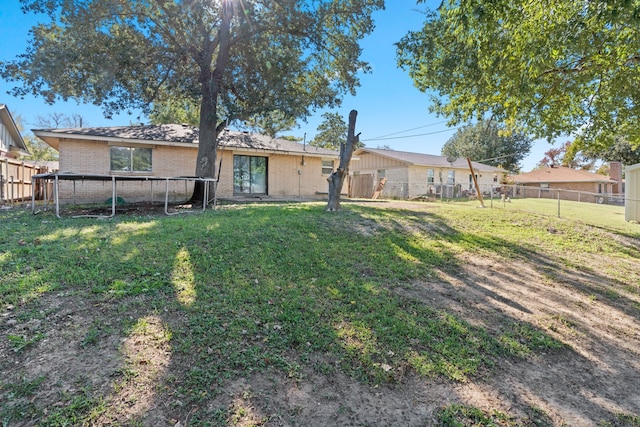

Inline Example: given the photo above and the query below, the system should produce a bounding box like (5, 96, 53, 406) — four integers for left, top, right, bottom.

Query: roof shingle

(32, 124, 338, 156)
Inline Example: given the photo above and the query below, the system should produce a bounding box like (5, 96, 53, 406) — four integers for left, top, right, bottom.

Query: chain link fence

(377, 181, 637, 223)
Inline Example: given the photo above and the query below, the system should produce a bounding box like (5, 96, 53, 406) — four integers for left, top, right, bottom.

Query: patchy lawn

(1, 200, 639, 426)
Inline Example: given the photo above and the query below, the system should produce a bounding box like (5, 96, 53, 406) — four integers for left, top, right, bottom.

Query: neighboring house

(513, 166, 617, 202)
(0, 104, 29, 160)
(33, 124, 340, 204)
(625, 163, 640, 222)
(351, 147, 506, 199)
(1, 104, 40, 203)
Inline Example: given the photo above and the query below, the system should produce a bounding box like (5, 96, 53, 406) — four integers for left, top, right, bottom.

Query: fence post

(557, 191, 561, 218)
(490, 184, 494, 208)
(21, 161, 25, 200)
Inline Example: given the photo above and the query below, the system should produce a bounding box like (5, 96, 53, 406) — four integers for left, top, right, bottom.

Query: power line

(475, 153, 520, 163)
(367, 120, 449, 140)
(362, 126, 461, 142)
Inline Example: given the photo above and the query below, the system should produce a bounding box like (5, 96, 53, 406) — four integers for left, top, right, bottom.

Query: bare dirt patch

(1, 200, 639, 426)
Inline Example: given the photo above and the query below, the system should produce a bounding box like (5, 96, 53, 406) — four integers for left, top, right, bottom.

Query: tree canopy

(441, 121, 532, 172)
(2, 0, 383, 186)
(396, 0, 640, 157)
(582, 138, 640, 166)
(538, 141, 596, 170)
(242, 110, 297, 139)
(310, 112, 348, 150)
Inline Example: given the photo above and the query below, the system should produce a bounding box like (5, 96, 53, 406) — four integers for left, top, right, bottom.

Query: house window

(322, 160, 334, 175)
(427, 169, 434, 184)
(110, 146, 152, 172)
(468, 174, 478, 190)
(493, 174, 498, 183)
(447, 170, 455, 185)
(378, 169, 386, 178)
(540, 183, 549, 191)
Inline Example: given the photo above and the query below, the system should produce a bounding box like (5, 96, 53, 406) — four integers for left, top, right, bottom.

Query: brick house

(33, 124, 340, 204)
(350, 147, 506, 198)
(513, 166, 618, 202)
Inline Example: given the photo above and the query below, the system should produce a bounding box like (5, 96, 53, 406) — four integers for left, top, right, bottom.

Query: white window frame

(427, 169, 434, 184)
(321, 159, 335, 175)
(109, 146, 152, 173)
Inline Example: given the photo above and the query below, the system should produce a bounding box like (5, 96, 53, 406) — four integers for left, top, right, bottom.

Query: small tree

(243, 110, 297, 139)
(539, 141, 595, 170)
(311, 112, 348, 150)
(326, 110, 359, 211)
(441, 120, 532, 172)
(15, 115, 60, 161)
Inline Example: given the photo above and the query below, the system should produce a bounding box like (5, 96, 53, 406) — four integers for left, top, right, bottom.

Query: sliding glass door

(233, 155, 267, 195)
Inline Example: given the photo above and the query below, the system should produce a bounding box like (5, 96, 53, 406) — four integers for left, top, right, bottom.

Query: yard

(1, 200, 639, 426)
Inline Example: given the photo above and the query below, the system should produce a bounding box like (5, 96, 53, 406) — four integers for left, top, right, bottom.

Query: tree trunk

(190, 1, 232, 204)
(191, 92, 218, 203)
(326, 110, 359, 211)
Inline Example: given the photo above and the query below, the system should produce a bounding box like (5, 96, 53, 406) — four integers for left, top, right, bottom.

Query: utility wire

(367, 120, 449, 140)
(475, 153, 520, 163)
(362, 126, 461, 142)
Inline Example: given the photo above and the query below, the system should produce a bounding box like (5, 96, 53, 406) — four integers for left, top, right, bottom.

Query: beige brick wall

(57, 139, 198, 204)
(56, 139, 334, 203)
(518, 182, 612, 202)
(216, 150, 331, 199)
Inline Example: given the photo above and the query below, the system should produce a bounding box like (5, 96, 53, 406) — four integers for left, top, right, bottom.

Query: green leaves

(397, 0, 640, 156)
(311, 112, 348, 150)
(441, 120, 533, 172)
(3, 0, 383, 126)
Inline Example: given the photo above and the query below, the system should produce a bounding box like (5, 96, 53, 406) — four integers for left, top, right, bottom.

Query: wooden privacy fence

(349, 174, 374, 198)
(1, 158, 52, 204)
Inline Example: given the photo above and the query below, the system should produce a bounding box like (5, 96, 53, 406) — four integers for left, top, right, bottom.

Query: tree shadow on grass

(1, 203, 639, 425)
(357, 205, 640, 425)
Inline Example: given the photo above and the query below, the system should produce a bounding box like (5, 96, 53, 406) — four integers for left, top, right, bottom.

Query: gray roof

(355, 147, 505, 172)
(32, 124, 338, 157)
(34, 124, 200, 143)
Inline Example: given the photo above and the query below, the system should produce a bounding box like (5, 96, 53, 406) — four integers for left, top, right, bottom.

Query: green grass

(1, 201, 638, 425)
(477, 196, 635, 234)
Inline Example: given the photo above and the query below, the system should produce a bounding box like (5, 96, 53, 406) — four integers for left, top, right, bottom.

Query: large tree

(396, 0, 640, 156)
(2, 0, 383, 199)
(441, 120, 532, 172)
(582, 138, 640, 166)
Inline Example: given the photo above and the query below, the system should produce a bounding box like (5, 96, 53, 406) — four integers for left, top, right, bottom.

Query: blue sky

(0, 1, 551, 171)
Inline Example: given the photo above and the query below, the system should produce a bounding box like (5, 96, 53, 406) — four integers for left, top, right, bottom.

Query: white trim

(626, 163, 640, 173)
